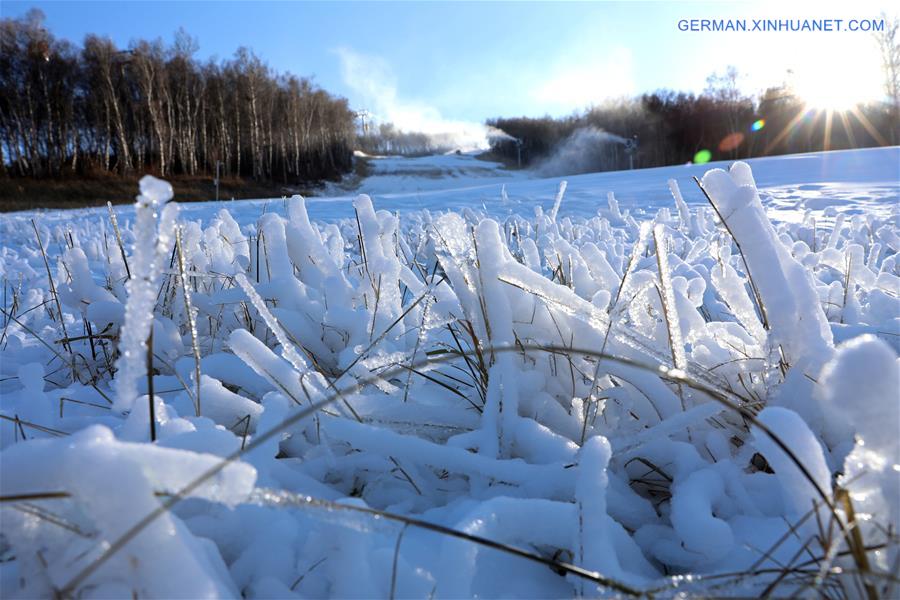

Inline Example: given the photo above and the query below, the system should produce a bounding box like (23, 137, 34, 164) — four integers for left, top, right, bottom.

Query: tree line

(357, 122, 441, 156)
(0, 10, 356, 182)
(3, 9, 898, 185)
(488, 64, 899, 172)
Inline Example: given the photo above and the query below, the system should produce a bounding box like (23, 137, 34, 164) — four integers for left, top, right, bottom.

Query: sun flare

(789, 45, 884, 111)
(794, 75, 875, 111)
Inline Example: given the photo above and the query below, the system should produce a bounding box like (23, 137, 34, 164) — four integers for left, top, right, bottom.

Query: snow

(752, 407, 832, 516)
(701, 162, 834, 371)
(819, 334, 900, 569)
(1, 425, 254, 598)
(7, 146, 897, 233)
(1, 147, 898, 598)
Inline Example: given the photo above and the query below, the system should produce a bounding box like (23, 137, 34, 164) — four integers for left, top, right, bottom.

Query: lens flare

(693, 149, 712, 164)
(718, 132, 744, 152)
(751, 119, 765, 132)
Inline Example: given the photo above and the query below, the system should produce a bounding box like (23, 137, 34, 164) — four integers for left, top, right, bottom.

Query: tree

(704, 66, 752, 157)
(0, 13, 357, 184)
(874, 12, 900, 144)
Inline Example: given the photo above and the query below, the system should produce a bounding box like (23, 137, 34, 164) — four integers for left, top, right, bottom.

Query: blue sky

(4, 1, 894, 133)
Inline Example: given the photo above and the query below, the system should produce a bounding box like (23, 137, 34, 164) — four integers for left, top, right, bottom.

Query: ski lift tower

(355, 109, 371, 136)
(623, 135, 638, 170)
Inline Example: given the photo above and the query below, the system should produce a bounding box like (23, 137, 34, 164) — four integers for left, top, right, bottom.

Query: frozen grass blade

(653, 223, 687, 372)
(107, 202, 131, 280)
(57, 343, 852, 597)
(4, 162, 896, 598)
(549, 180, 567, 222)
(175, 227, 202, 415)
(693, 175, 770, 330)
(654, 223, 688, 414)
(30, 220, 73, 365)
(234, 273, 309, 374)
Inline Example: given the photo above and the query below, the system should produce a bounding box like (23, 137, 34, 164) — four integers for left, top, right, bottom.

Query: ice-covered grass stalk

(107, 201, 131, 280)
(1, 158, 897, 599)
(234, 272, 310, 375)
(175, 226, 202, 416)
(549, 180, 567, 222)
(112, 176, 179, 413)
(653, 223, 686, 373)
(51, 342, 853, 598)
(30, 220, 72, 367)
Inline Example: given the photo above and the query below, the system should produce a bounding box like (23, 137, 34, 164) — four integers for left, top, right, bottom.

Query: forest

(0, 10, 357, 184)
(487, 70, 899, 172)
(2, 9, 898, 192)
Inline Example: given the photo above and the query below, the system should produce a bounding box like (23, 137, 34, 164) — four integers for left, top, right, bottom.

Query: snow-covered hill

(0, 148, 898, 599)
(5, 147, 897, 233)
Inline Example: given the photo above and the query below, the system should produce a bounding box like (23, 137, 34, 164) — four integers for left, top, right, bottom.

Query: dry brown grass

(0, 174, 319, 212)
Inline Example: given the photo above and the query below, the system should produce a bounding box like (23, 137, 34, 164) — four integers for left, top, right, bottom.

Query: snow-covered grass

(0, 151, 898, 598)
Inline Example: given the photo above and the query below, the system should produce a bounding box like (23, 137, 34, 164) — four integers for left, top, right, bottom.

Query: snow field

(0, 156, 898, 598)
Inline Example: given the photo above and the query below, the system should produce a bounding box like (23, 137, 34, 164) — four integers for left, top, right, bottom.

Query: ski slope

(0, 147, 898, 599)
(3, 146, 897, 233)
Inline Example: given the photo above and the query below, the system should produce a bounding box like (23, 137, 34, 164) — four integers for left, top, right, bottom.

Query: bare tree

(704, 66, 747, 157)
(874, 12, 900, 144)
(0, 13, 356, 184)
(83, 36, 133, 173)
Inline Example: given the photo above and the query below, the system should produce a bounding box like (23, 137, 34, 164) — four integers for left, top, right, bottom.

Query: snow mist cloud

(536, 127, 629, 177)
(335, 47, 507, 151)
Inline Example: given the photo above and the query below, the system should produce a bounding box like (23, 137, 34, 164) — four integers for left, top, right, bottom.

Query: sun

(793, 75, 872, 111)
(760, 50, 891, 154)
(788, 44, 884, 112)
